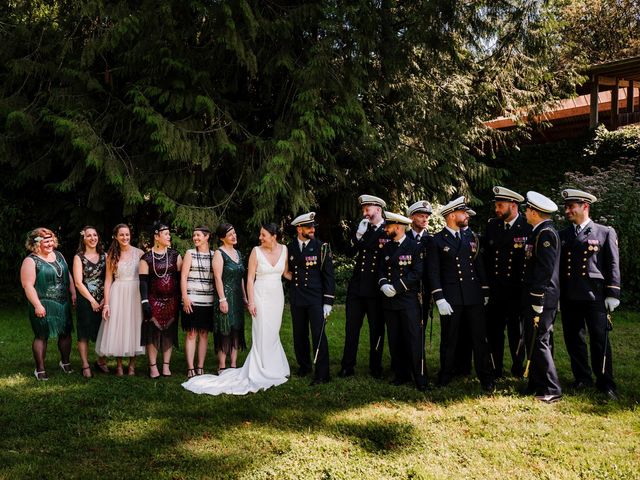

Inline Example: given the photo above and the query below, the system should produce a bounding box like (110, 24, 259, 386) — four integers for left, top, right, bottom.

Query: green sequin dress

(27, 252, 73, 339)
(214, 249, 246, 354)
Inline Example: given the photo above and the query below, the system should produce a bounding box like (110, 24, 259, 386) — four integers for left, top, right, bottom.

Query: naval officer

(339, 195, 388, 379)
(425, 197, 495, 392)
(483, 187, 532, 378)
(287, 212, 335, 385)
(377, 211, 427, 391)
(559, 189, 621, 399)
(521, 192, 562, 403)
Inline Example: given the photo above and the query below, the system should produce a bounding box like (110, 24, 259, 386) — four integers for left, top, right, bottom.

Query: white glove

(323, 304, 332, 318)
(355, 218, 370, 240)
(380, 284, 396, 297)
(484, 297, 489, 306)
(604, 297, 620, 312)
(532, 305, 543, 314)
(436, 299, 454, 316)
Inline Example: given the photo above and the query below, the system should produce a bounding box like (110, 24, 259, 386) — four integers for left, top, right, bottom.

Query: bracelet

(219, 297, 227, 302)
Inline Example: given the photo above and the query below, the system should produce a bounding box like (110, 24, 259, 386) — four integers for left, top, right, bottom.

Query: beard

(496, 210, 511, 221)
(301, 231, 314, 240)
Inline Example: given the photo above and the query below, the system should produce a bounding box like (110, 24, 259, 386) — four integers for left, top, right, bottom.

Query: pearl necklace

(36, 252, 63, 278)
(152, 248, 169, 278)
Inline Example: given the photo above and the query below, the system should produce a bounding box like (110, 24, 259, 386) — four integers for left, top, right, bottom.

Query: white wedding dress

(182, 245, 290, 395)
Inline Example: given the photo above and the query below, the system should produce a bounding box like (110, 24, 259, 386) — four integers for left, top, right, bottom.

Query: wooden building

(485, 56, 640, 143)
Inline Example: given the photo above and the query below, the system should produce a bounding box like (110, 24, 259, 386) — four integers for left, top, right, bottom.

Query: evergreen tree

(0, 0, 579, 282)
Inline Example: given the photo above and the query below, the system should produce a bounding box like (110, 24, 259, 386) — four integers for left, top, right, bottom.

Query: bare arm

(181, 251, 193, 313)
(102, 260, 114, 320)
(20, 257, 45, 318)
(212, 250, 228, 314)
(68, 271, 77, 307)
(283, 246, 292, 280)
(246, 247, 258, 317)
(73, 255, 100, 312)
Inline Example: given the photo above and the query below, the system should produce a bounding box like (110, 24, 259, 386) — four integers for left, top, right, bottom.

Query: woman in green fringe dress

(212, 223, 248, 373)
(20, 227, 76, 380)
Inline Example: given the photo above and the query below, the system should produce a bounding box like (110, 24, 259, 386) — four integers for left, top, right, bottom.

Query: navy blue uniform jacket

(426, 228, 489, 306)
(288, 238, 336, 307)
(559, 221, 621, 302)
(522, 220, 560, 309)
(377, 236, 424, 310)
(347, 223, 389, 298)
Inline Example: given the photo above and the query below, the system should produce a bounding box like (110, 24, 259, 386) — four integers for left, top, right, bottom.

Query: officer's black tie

(505, 223, 511, 232)
(575, 225, 581, 236)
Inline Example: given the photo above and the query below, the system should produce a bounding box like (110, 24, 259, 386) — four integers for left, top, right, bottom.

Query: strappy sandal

(161, 362, 172, 377)
(115, 365, 124, 377)
(217, 367, 226, 375)
(186, 368, 196, 379)
(59, 361, 73, 374)
(148, 363, 160, 379)
(195, 367, 204, 376)
(128, 365, 136, 376)
(94, 361, 110, 374)
(82, 366, 93, 378)
(34, 370, 49, 381)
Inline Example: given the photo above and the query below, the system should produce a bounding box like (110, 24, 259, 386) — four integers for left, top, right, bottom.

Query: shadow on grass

(1, 304, 639, 478)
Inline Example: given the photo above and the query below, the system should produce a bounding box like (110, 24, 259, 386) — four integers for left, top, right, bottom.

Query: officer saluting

(425, 197, 494, 392)
(483, 187, 532, 378)
(377, 211, 427, 391)
(521, 192, 562, 403)
(287, 212, 335, 385)
(559, 189, 621, 399)
(339, 195, 388, 379)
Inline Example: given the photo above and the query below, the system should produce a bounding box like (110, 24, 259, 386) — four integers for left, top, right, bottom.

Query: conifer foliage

(0, 1, 575, 255)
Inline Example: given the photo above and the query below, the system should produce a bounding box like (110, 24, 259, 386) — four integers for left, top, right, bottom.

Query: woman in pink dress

(96, 224, 145, 376)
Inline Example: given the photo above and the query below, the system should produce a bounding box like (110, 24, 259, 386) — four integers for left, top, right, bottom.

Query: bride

(182, 223, 290, 395)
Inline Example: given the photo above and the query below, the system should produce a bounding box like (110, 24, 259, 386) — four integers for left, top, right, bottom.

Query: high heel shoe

(34, 370, 49, 381)
(186, 368, 196, 379)
(81, 366, 93, 378)
(148, 363, 160, 379)
(161, 362, 172, 377)
(94, 361, 110, 374)
(59, 361, 73, 374)
(195, 367, 204, 376)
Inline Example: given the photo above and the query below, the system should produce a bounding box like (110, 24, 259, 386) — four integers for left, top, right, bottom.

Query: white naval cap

(438, 196, 468, 217)
(383, 211, 412, 226)
(358, 194, 386, 208)
(291, 212, 317, 227)
(407, 200, 433, 216)
(493, 186, 524, 203)
(526, 191, 558, 213)
(561, 189, 597, 204)
(466, 209, 477, 217)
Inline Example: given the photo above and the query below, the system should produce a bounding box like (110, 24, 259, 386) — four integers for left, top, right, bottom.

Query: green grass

(0, 303, 638, 479)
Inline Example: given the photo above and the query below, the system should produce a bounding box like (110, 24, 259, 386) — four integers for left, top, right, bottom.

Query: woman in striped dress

(181, 226, 215, 378)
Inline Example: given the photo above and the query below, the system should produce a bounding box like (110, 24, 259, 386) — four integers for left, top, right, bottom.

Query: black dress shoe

(481, 381, 496, 393)
(601, 388, 618, 401)
(370, 369, 383, 379)
(436, 375, 451, 388)
(416, 383, 431, 392)
(297, 366, 311, 377)
(389, 377, 409, 386)
(572, 380, 594, 390)
(310, 377, 329, 386)
(535, 394, 562, 403)
(338, 368, 355, 378)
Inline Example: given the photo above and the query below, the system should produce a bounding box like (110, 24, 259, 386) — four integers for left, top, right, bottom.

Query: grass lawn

(0, 302, 638, 479)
